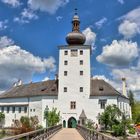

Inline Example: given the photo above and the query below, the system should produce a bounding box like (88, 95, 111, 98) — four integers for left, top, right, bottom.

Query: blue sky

(0, 0, 140, 99)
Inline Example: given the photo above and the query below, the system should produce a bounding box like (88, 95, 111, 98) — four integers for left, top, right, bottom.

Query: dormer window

(99, 86, 104, 91)
(41, 88, 47, 91)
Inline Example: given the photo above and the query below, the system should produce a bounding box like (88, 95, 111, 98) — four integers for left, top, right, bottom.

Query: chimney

(18, 79, 23, 86)
(13, 82, 17, 87)
(122, 77, 127, 97)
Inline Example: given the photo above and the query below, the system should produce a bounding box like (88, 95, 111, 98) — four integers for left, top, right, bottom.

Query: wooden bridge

(2, 124, 120, 140)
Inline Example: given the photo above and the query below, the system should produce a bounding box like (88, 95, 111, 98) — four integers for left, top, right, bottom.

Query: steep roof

(90, 79, 127, 98)
(0, 80, 58, 99)
(79, 110, 87, 119)
(0, 79, 128, 99)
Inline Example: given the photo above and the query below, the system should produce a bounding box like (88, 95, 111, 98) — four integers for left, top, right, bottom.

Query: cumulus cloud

(0, 36, 56, 91)
(119, 20, 140, 39)
(82, 27, 96, 46)
(95, 17, 107, 29)
(96, 40, 138, 67)
(111, 68, 140, 98)
(0, 20, 8, 30)
(0, 36, 14, 48)
(28, 0, 69, 14)
(119, 7, 140, 38)
(14, 8, 38, 24)
(1, 0, 21, 7)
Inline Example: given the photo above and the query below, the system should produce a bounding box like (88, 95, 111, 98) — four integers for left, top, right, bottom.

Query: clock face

(71, 49, 78, 57)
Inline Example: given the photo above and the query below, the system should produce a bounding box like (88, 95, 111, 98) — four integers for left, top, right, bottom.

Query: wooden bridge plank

(49, 128, 84, 140)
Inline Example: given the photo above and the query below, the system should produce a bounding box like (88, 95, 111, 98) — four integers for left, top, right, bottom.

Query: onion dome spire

(66, 9, 86, 45)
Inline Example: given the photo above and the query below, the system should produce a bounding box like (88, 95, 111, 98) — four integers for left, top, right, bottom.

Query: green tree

(128, 90, 135, 120)
(0, 112, 5, 128)
(20, 116, 31, 129)
(133, 101, 140, 123)
(99, 105, 121, 130)
(0, 112, 5, 122)
(112, 113, 131, 137)
(44, 107, 60, 127)
(85, 119, 94, 129)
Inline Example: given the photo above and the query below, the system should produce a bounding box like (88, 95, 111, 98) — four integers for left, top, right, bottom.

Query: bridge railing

(3, 124, 62, 140)
(76, 124, 119, 140)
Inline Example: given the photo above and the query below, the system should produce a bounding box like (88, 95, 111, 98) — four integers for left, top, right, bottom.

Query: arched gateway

(68, 117, 77, 128)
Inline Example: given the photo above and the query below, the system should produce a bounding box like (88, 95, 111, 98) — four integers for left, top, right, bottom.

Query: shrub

(112, 124, 125, 136)
(36, 125, 43, 129)
(128, 127, 135, 135)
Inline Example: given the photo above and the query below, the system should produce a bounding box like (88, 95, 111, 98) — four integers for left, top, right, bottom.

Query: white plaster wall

(58, 46, 91, 127)
(118, 96, 131, 118)
(0, 98, 29, 127)
(28, 96, 42, 126)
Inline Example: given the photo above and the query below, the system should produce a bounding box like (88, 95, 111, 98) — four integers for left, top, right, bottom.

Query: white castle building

(0, 12, 131, 128)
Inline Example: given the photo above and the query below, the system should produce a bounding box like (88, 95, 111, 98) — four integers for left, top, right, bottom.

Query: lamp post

(45, 105, 49, 128)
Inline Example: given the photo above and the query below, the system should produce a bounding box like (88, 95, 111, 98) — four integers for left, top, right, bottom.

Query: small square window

(33, 109, 35, 112)
(80, 87, 83, 92)
(12, 107, 15, 113)
(80, 71, 83, 75)
(99, 100, 107, 109)
(64, 61, 68, 65)
(30, 109, 32, 112)
(64, 87, 67, 92)
(80, 60, 83, 65)
(70, 101, 76, 109)
(64, 71, 67, 76)
(99, 86, 104, 91)
(64, 51, 68, 55)
(19, 107, 21, 113)
(80, 50, 83, 55)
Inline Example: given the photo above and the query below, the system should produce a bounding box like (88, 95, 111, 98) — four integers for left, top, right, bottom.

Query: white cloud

(96, 40, 138, 67)
(119, 7, 140, 38)
(0, 36, 56, 91)
(1, 0, 21, 7)
(0, 36, 14, 48)
(82, 27, 96, 46)
(111, 68, 140, 98)
(93, 75, 110, 83)
(42, 77, 50, 81)
(119, 20, 140, 39)
(28, 0, 69, 14)
(118, 0, 124, 4)
(0, 20, 8, 30)
(56, 16, 63, 21)
(95, 17, 107, 29)
(14, 8, 38, 24)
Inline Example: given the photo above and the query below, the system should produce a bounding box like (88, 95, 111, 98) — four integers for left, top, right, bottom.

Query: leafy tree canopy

(44, 107, 60, 127)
